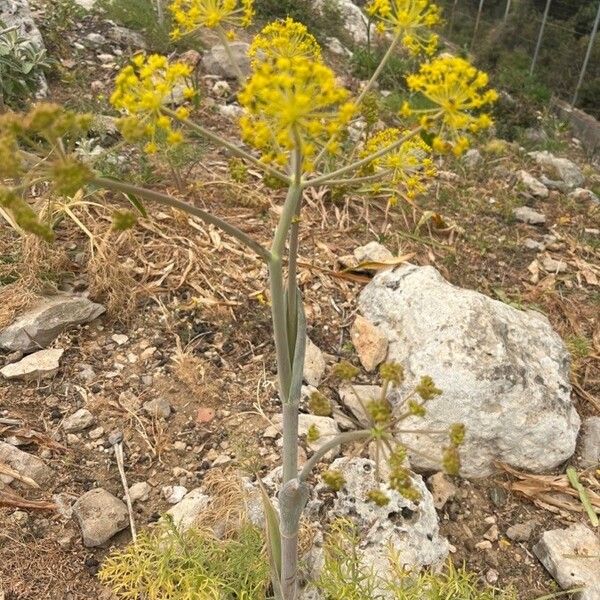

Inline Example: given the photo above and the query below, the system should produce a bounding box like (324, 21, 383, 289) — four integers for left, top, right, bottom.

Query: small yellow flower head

(24, 103, 91, 142)
(51, 157, 93, 196)
(379, 361, 404, 385)
(309, 391, 332, 417)
(366, 488, 390, 506)
(112, 210, 138, 230)
(442, 445, 460, 476)
(307, 424, 320, 443)
(0, 187, 54, 241)
(229, 157, 248, 182)
(405, 56, 498, 156)
(170, 0, 254, 37)
(407, 399, 426, 417)
(449, 423, 466, 446)
(367, 398, 393, 426)
(415, 375, 442, 400)
(0, 132, 22, 178)
(366, 0, 442, 55)
(332, 361, 360, 381)
(322, 469, 346, 491)
(361, 128, 435, 205)
(110, 54, 193, 153)
(238, 54, 356, 169)
(249, 18, 321, 63)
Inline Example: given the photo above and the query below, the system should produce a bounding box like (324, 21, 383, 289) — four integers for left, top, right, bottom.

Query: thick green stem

(92, 177, 270, 260)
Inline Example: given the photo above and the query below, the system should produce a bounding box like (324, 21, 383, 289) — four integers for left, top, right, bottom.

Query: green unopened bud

(367, 399, 392, 426)
(415, 375, 442, 401)
(306, 424, 320, 444)
(51, 158, 92, 196)
(322, 469, 345, 491)
(388, 446, 407, 470)
(0, 188, 54, 241)
(332, 361, 360, 381)
(366, 489, 390, 506)
(229, 158, 248, 182)
(112, 210, 137, 230)
(309, 391, 332, 417)
(398, 484, 421, 503)
(407, 399, 426, 417)
(389, 466, 411, 492)
(449, 423, 466, 446)
(262, 173, 287, 190)
(442, 446, 460, 476)
(360, 91, 380, 128)
(379, 361, 404, 386)
(0, 134, 22, 178)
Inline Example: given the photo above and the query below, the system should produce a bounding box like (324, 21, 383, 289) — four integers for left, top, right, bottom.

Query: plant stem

(356, 31, 402, 105)
(162, 108, 292, 185)
(298, 430, 373, 482)
(216, 26, 246, 83)
(92, 177, 270, 261)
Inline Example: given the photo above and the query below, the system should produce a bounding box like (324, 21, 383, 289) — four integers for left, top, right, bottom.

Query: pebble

(88, 426, 104, 440)
(485, 569, 499, 585)
(475, 540, 493, 550)
(0, 348, 64, 381)
(111, 334, 129, 345)
(108, 430, 123, 445)
(427, 472, 457, 510)
(580, 416, 600, 469)
(143, 398, 171, 419)
(73, 488, 129, 547)
(513, 206, 546, 225)
(172, 441, 186, 451)
(62, 408, 95, 433)
(162, 485, 188, 504)
(128, 482, 151, 503)
(506, 520, 535, 542)
(484, 524, 499, 542)
(350, 315, 388, 372)
(541, 256, 568, 273)
(212, 454, 232, 467)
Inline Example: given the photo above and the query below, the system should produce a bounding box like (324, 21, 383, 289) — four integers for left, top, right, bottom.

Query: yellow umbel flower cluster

(170, 0, 254, 38)
(238, 24, 356, 170)
(110, 54, 194, 154)
(366, 0, 441, 55)
(248, 18, 321, 63)
(361, 128, 435, 205)
(404, 55, 498, 156)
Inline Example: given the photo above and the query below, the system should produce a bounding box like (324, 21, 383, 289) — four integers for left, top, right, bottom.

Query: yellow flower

(110, 54, 192, 153)
(405, 55, 498, 156)
(238, 54, 356, 169)
(170, 0, 254, 37)
(248, 18, 321, 63)
(366, 0, 442, 55)
(360, 128, 435, 204)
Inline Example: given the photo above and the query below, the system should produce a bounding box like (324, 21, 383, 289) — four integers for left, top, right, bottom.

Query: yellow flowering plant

(0, 3, 497, 597)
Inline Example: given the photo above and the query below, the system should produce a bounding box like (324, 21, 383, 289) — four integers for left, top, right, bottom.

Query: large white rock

(0, 348, 64, 380)
(0, 295, 105, 353)
(314, 0, 371, 44)
(528, 151, 585, 189)
(201, 42, 250, 79)
(358, 264, 580, 477)
(165, 488, 210, 532)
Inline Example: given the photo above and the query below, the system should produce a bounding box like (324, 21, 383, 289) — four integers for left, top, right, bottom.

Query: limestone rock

(534, 524, 600, 600)
(162, 485, 188, 504)
(0, 295, 105, 353)
(528, 151, 584, 189)
(73, 488, 129, 547)
(464, 149, 482, 169)
(338, 384, 381, 428)
(143, 397, 172, 419)
(569, 188, 599, 205)
(580, 416, 600, 469)
(350, 315, 388, 372)
(353, 241, 394, 264)
(107, 25, 147, 49)
(427, 472, 457, 509)
(325, 37, 352, 57)
(513, 206, 546, 225)
(0, 441, 54, 486)
(517, 170, 549, 198)
(128, 481, 151, 503)
(201, 42, 250, 79)
(358, 264, 580, 477)
(0, 348, 64, 380)
(62, 408, 95, 433)
(303, 337, 326, 387)
(314, 0, 371, 44)
(165, 488, 210, 531)
(506, 520, 536, 542)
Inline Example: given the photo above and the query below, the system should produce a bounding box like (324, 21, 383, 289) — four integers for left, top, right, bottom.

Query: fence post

(470, 0, 485, 49)
(504, 0, 512, 22)
(530, 0, 552, 75)
(572, 0, 600, 107)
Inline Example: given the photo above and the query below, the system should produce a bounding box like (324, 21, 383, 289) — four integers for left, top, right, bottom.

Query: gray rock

(528, 151, 585, 189)
(162, 485, 188, 504)
(354, 241, 394, 264)
(107, 25, 147, 49)
(165, 488, 210, 531)
(570, 188, 600, 205)
(506, 520, 535, 542)
(73, 488, 129, 547)
(338, 384, 381, 428)
(514, 206, 546, 225)
(427, 472, 457, 509)
(358, 265, 580, 477)
(218, 103, 244, 120)
(325, 37, 352, 57)
(128, 481, 151, 503)
(314, 0, 371, 44)
(303, 337, 326, 387)
(580, 416, 600, 468)
(539, 174, 570, 193)
(0, 441, 54, 486)
(0, 348, 64, 380)
(201, 42, 250, 79)
(143, 397, 171, 419)
(523, 238, 545, 251)
(299, 414, 340, 457)
(62, 408, 95, 432)
(84, 32, 106, 47)
(534, 524, 600, 600)
(541, 256, 568, 274)
(464, 148, 482, 169)
(350, 315, 388, 372)
(517, 170, 549, 198)
(0, 295, 105, 353)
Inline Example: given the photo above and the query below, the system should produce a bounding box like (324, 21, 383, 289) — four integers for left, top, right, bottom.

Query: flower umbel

(110, 54, 193, 154)
(248, 18, 321, 63)
(405, 55, 498, 156)
(366, 0, 442, 55)
(170, 0, 254, 37)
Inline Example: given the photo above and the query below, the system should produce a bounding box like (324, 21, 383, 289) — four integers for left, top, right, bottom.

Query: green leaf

(125, 192, 148, 217)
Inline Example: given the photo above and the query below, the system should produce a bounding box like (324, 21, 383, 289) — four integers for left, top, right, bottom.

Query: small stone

(464, 148, 482, 169)
(353, 241, 393, 264)
(143, 398, 171, 419)
(201, 42, 250, 79)
(299, 414, 340, 458)
(107, 430, 123, 445)
(263, 425, 279, 439)
(88, 426, 104, 440)
(475, 540, 493, 550)
(73, 488, 129, 547)
(338, 384, 381, 428)
(128, 482, 151, 503)
(211, 80, 231, 96)
(528, 151, 584, 189)
(173, 441, 186, 451)
(506, 520, 535, 542)
(350, 315, 388, 372)
(195, 407, 215, 424)
(580, 416, 600, 469)
(484, 524, 499, 542)
(212, 454, 232, 467)
(533, 523, 600, 600)
(162, 485, 189, 504)
(164, 488, 210, 531)
(111, 334, 129, 345)
(485, 569, 499, 585)
(541, 256, 568, 273)
(107, 25, 147, 49)
(303, 337, 326, 387)
(513, 206, 546, 225)
(0, 441, 54, 486)
(325, 36, 351, 57)
(218, 103, 244, 119)
(523, 238, 544, 251)
(0, 348, 64, 380)
(569, 188, 599, 205)
(66, 434, 79, 445)
(85, 32, 106, 47)
(517, 170, 549, 198)
(62, 409, 95, 433)
(140, 346, 156, 361)
(427, 472, 457, 510)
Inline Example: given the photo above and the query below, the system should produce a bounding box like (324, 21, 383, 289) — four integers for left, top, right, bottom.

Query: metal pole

(530, 0, 552, 75)
(504, 0, 512, 22)
(572, 0, 600, 107)
(470, 0, 485, 49)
